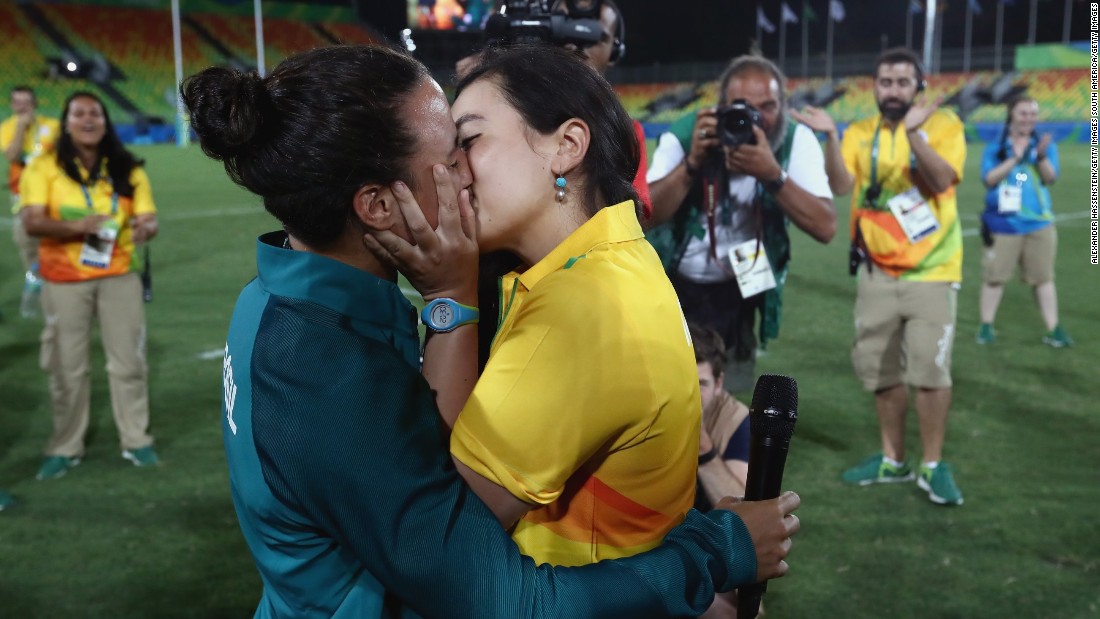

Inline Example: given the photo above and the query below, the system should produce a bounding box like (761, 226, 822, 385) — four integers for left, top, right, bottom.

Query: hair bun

(181, 67, 267, 161)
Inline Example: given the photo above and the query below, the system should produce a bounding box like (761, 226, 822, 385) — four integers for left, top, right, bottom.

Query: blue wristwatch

(421, 298, 479, 333)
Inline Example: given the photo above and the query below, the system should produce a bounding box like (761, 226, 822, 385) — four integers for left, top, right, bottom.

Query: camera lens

(716, 101, 759, 148)
(721, 111, 750, 132)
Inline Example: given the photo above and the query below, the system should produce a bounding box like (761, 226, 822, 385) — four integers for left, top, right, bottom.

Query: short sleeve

(647, 132, 687, 184)
(927, 111, 966, 185)
(20, 156, 50, 208)
(788, 124, 833, 199)
(840, 123, 861, 182)
(1046, 143, 1060, 177)
(980, 140, 1002, 179)
(451, 273, 651, 505)
(129, 167, 156, 215)
(647, 111, 697, 184)
(0, 120, 13, 151)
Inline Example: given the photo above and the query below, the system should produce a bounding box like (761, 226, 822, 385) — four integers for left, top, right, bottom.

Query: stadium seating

(0, 2, 1086, 143)
(318, 22, 382, 46)
(38, 4, 224, 121)
(0, 2, 381, 123)
(615, 68, 1089, 139)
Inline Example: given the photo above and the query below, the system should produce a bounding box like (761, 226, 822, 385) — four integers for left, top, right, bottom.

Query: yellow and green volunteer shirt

(21, 155, 155, 283)
(841, 110, 966, 281)
(451, 200, 700, 567)
(1, 114, 60, 209)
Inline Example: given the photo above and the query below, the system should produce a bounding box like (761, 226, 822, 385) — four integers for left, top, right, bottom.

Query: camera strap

(748, 184, 767, 271)
(869, 121, 883, 190)
(698, 171, 742, 281)
(699, 174, 743, 278)
(703, 174, 721, 264)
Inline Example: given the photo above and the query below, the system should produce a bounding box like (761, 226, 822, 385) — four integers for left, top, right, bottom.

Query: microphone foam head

(749, 374, 798, 441)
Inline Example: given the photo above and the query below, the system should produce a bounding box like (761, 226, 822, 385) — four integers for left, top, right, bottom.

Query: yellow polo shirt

(451, 200, 699, 567)
(841, 110, 966, 281)
(1, 114, 60, 210)
(21, 155, 155, 283)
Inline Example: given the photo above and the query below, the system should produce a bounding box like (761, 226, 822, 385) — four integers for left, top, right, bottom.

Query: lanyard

(80, 183, 118, 215)
(1007, 157, 1047, 215)
(869, 119, 918, 192)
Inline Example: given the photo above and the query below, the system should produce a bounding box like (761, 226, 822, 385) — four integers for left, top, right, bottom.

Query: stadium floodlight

(47, 56, 85, 80)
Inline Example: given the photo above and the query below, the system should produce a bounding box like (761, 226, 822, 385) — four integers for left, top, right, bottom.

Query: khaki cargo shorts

(852, 266, 958, 391)
(982, 224, 1056, 286)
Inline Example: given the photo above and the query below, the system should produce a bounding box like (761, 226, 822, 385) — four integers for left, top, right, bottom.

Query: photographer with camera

(646, 55, 835, 392)
(792, 48, 966, 506)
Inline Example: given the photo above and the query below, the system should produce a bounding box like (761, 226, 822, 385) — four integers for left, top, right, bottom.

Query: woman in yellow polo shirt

(20, 91, 159, 481)
(373, 45, 704, 568)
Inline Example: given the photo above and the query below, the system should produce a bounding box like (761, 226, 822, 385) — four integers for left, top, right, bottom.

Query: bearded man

(646, 55, 836, 391)
(792, 47, 967, 506)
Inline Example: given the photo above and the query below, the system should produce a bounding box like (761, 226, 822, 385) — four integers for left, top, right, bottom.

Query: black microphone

(736, 374, 799, 619)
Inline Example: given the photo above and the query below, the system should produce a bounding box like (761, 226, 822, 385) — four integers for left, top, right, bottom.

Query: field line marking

(961, 210, 1091, 237)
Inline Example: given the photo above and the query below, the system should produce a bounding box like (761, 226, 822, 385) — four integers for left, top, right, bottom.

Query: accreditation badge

(997, 175, 1025, 214)
(997, 184, 1022, 214)
(887, 187, 940, 244)
(728, 239, 777, 299)
(79, 220, 119, 269)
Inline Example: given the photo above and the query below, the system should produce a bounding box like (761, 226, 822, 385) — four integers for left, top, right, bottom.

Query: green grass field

(0, 142, 1096, 618)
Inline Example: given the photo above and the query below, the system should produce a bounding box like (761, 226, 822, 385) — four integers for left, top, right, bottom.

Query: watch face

(429, 302, 454, 328)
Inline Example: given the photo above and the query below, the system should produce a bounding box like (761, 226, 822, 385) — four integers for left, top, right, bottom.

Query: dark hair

(874, 47, 925, 84)
(717, 55, 786, 108)
(456, 44, 640, 218)
(181, 45, 429, 248)
(997, 96, 1038, 160)
(689, 322, 726, 379)
(11, 85, 35, 102)
(56, 91, 144, 197)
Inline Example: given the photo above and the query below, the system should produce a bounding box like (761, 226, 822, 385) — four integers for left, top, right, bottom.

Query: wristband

(698, 445, 719, 465)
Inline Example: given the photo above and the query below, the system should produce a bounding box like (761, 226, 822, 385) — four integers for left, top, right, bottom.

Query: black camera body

(863, 183, 882, 208)
(485, 1, 604, 47)
(715, 99, 763, 148)
(848, 243, 867, 276)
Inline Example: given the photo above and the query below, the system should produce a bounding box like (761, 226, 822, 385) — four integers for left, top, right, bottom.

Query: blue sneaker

(842, 453, 915, 486)
(0, 489, 14, 511)
(918, 462, 964, 506)
(122, 445, 160, 467)
(1042, 325, 1073, 348)
(36, 455, 80, 481)
(976, 323, 995, 345)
